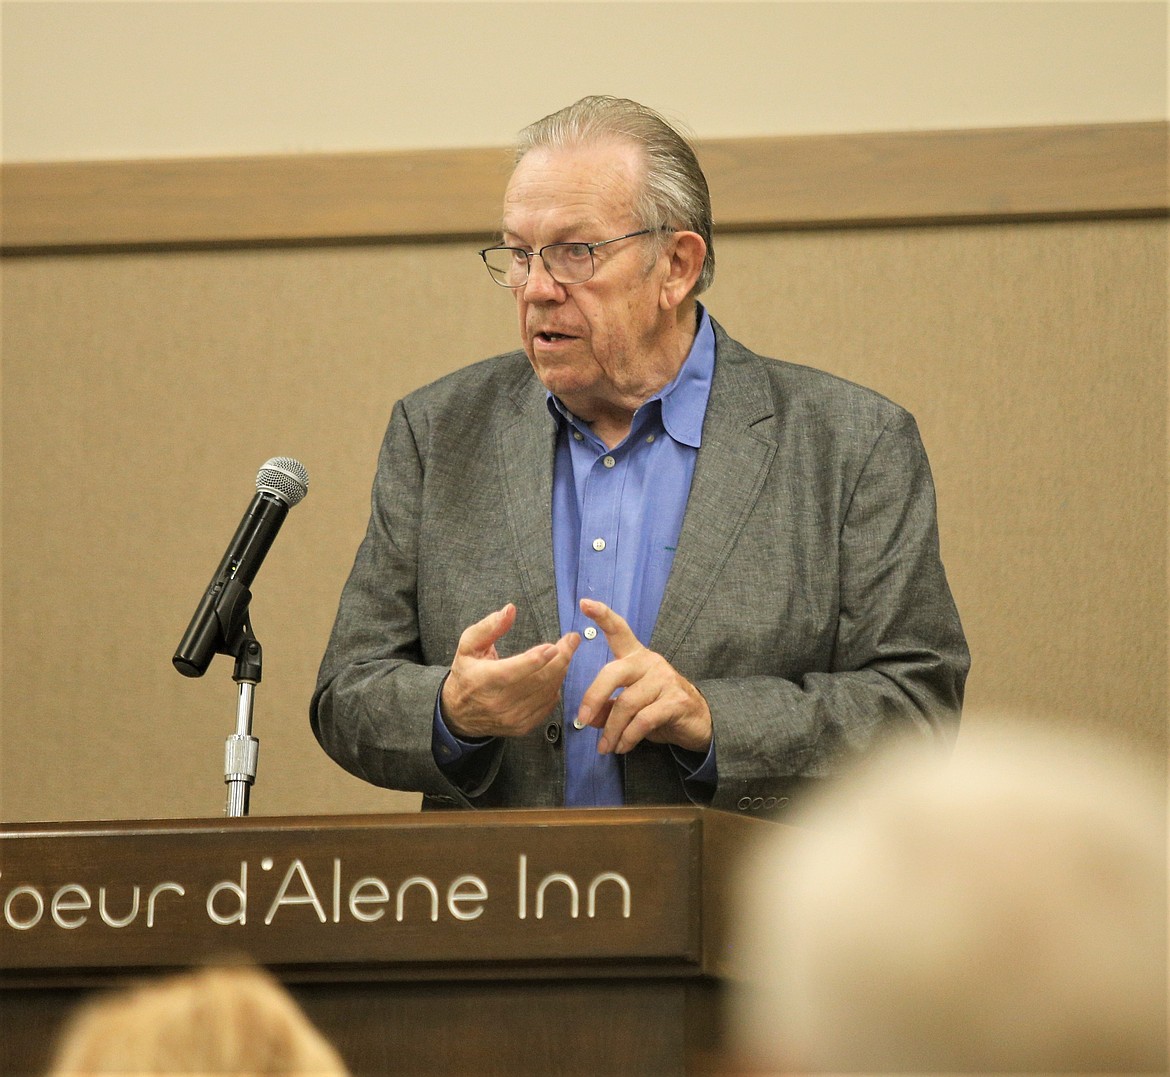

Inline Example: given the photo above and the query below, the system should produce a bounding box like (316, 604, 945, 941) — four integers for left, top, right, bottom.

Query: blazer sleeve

(309, 398, 504, 805)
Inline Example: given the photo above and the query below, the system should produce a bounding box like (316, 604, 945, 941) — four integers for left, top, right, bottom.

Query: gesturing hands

(440, 599, 712, 757)
(440, 603, 579, 740)
(574, 598, 713, 756)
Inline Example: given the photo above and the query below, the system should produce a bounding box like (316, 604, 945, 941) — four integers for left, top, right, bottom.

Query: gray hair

(515, 96, 715, 295)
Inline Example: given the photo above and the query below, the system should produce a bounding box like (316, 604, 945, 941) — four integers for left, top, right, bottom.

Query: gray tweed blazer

(311, 319, 969, 815)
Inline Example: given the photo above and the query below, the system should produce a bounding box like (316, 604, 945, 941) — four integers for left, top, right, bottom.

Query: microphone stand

(212, 576, 263, 818)
(224, 618, 263, 818)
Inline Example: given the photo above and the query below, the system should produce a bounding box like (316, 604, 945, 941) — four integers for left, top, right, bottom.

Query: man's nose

(522, 254, 564, 301)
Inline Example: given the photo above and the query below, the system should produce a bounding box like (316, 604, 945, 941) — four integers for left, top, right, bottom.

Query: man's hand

(575, 598, 712, 755)
(441, 603, 579, 739)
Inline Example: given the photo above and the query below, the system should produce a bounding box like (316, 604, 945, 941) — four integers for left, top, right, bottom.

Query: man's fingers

(506, 632, 580, 683)
(594, 675, 657, 753)
(457, 603, 516, 657)
(444, 627, 579, 739)
(575, 651, 641, 727)
(575, 647, 714, 755)
(579, 598, 641, 659)
(554, 630, 583, 661)
(573, 697, 613, 731)
(603, 693, 689, 754)
(463, 636, 574, 693)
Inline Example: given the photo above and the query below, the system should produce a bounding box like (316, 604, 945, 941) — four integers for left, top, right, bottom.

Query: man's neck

(585, 301, 701, 449)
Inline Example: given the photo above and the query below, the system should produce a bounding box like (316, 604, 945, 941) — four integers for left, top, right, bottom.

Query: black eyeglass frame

(477, 228, 671, 288)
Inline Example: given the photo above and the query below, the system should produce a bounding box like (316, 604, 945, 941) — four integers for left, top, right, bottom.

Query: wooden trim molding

(1, 122, 1166, 253)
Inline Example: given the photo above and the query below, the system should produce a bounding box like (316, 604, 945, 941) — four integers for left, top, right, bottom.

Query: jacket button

(544, 722, 562, 745)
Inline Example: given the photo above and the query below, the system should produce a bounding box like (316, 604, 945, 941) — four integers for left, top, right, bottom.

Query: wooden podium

(1, 807, 775, 1075)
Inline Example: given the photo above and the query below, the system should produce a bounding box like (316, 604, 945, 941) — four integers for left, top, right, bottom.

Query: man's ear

(659, 231, 707, 310)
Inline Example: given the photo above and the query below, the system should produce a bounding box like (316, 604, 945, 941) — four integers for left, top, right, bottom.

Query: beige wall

(2, 1, 1167, 162)
(2, 213, 1166, 821)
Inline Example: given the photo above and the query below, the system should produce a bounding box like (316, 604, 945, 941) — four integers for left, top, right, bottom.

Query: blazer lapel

(497, 365, 562, 643)
(651, 331, 778, 662)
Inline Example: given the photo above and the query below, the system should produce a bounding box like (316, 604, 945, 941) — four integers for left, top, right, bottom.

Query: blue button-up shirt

(435, 308, 717, 805)
(550, 308, 716, 804)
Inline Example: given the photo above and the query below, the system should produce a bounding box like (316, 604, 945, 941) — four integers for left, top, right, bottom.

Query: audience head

(728, 723, 1167, 1074)
(47, 963, 348, 1076)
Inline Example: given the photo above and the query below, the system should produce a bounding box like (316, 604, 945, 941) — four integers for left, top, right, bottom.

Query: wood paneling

(2, 122, 1166, 252)
(1, 809, 757, 1074)
(702, 122, 1168, 229)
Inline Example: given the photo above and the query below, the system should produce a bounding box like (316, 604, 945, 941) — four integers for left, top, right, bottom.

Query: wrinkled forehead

(501, 140, 646, 241)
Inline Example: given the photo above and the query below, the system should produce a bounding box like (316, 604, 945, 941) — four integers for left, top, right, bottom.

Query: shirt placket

(564, 432, 626, 806)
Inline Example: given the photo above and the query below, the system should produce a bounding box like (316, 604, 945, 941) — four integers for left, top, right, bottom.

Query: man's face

(501, 140, 679, 424)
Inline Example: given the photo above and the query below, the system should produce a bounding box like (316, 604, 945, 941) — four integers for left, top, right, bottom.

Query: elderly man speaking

(311, 96, 969, 814)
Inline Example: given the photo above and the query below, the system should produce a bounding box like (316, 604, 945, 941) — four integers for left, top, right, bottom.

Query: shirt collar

(545, 305, 715, 449)
(655, 304, 714, 448)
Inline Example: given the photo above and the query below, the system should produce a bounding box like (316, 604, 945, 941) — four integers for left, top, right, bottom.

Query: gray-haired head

(515, 96, 715, 295)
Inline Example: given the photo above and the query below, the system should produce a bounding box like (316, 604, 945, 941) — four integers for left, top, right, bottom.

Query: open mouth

(535, 332, 574, 344)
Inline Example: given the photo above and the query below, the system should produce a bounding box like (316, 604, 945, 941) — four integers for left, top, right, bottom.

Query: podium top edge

(0, 805, 740, 839)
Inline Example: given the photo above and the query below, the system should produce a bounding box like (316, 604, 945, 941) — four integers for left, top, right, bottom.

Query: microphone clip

(214, 576, 263, 685)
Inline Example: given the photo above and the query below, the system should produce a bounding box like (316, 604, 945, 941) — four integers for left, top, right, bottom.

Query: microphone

(173, 457, 309, 678)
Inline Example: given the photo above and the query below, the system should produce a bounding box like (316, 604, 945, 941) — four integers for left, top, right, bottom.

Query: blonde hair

(730, 724, 1168, 1074)
(47, 964, 348, 1076)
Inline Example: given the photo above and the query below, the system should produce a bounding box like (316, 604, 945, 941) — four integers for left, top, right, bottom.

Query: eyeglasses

(478, 228, 664, 288)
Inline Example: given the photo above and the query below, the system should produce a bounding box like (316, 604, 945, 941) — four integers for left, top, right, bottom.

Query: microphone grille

(256, 457, 309, 507)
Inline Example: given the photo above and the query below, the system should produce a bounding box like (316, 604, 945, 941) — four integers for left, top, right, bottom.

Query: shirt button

(583, 626, 598, 640)
(572, 430, 584, 441)
(645, 434, 656, 443)
(592, 537, 606, 552)
(603, 455, 616, 468)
